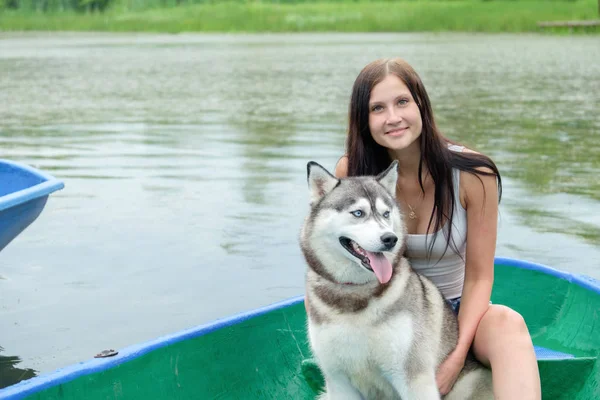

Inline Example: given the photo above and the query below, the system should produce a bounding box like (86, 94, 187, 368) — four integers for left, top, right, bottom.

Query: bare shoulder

(335, 155, 349, 178)
(458, 148, 498, 207)
(467, 148, 496, 174)
(460, 146, 485, 160)
(458, 147, 496, 175)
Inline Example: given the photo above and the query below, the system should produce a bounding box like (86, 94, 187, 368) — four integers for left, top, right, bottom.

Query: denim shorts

(447, 297, 492, 314)
(448, 297, 462, 314)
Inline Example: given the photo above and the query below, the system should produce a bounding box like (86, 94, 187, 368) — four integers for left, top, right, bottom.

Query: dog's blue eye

(383, 211, 390, 218)
(351, 210, 363, 218)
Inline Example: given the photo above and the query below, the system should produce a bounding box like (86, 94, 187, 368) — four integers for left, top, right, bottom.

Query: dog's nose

(380, 233, 398, 250)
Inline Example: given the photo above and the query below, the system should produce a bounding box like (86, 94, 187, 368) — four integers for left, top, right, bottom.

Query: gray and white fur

(300, 160, 493, 400)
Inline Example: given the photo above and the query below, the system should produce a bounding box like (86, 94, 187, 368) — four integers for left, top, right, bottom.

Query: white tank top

(405, 145, 467, 300)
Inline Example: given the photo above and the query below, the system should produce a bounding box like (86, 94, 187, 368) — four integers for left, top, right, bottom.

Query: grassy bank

(1, 0, 599, 33)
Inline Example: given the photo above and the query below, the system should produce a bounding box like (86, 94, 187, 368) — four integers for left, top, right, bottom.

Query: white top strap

(447, 143, 465, 153)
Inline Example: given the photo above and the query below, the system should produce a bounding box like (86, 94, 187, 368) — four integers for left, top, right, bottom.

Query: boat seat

(535, 347, 597, 397)
(534, 345, 574, 360)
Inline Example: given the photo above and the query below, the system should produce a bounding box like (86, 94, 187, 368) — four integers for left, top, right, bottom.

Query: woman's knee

(473, 305, 531, 361)
(483, 305, 529, 336)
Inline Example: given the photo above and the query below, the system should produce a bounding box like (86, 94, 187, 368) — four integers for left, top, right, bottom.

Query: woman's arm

(437, 165, 498, 394)
(454, 167, 498, 357)
(334, 155, 349, 178)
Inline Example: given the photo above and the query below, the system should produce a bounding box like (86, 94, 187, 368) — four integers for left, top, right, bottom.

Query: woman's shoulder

(448, 142, 483, 158)
(448, 142, 495, 174)
(334, 155, 349, 178)
(450, 143, 499, 207)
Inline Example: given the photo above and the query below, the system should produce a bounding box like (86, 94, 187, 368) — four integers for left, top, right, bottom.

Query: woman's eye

(398, 99, 408, 106)
(383, 211, 390, 218)
(351, 210, 364, 218)
(371, 105, 383, 112)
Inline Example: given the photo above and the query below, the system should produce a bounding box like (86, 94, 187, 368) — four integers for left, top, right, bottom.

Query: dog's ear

(376, 160, 398, 198)
(307, 161, 339, 205)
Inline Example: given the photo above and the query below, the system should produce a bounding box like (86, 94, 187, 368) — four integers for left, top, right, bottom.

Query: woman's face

(368, 74, 423, 153)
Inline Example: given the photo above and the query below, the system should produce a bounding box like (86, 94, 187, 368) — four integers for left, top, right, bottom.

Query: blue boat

(0, 159, 64, 253)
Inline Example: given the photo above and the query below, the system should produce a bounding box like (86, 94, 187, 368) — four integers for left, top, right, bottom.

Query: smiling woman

(336, 57, 541, 399)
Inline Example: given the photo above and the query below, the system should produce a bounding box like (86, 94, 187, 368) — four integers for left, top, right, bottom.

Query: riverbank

(1, 0, 599, 33)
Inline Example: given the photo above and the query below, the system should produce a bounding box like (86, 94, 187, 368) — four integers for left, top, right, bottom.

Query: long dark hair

(345, 58, 502, 258)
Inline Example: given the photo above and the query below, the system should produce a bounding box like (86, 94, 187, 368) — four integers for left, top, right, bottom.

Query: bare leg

(472, 305, 541, 400)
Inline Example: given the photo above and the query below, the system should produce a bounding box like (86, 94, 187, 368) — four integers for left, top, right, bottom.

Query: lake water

(0, 32, 599, 386)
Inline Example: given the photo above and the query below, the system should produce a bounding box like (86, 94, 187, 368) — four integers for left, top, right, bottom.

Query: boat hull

(0, 160, 64, 252)
(1, 258, 598, 399)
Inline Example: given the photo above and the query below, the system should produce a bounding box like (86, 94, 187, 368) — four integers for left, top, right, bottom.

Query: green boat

(1, 257, 599, 400)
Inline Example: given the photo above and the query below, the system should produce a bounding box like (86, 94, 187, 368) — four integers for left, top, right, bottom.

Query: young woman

(333, 58, 541, 399)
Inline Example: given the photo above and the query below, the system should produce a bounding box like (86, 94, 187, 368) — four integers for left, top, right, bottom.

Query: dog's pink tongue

(366, 252, 392, 284)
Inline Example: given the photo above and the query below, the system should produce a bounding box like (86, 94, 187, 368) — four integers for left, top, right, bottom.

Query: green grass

(1, 0, 599, 33)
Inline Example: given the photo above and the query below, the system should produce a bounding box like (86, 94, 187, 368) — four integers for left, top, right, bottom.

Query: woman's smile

(386, 127, 408, 136)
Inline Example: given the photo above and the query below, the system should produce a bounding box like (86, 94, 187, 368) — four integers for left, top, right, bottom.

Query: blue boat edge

(0, 159, 65, 253)
(0, 159, 65, 212)
(1, 257, 599, 399)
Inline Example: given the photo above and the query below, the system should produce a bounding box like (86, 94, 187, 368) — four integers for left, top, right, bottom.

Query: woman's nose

(386, 108, 402, 124)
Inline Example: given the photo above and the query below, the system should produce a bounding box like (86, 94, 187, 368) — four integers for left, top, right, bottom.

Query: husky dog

(299, 160, 493, 400)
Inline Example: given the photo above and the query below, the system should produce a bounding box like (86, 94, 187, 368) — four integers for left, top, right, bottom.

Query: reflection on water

(0, 347, 37, 389)
(0, 32, 598, 387)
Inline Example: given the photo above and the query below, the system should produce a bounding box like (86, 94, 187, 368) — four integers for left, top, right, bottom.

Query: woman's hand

(436, 349, 466, 395)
